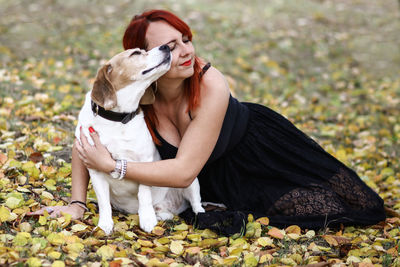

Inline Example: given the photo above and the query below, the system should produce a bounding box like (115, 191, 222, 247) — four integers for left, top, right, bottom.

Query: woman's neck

(156, 78, 186, 104)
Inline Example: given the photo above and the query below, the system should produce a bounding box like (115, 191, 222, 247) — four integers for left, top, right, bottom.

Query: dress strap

(199, 62, 211, 78)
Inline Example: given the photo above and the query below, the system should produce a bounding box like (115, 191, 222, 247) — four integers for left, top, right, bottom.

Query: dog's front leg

(138, 184, 158, 232)
(90, 171, 114, 235)
(183, 178, 205, 214)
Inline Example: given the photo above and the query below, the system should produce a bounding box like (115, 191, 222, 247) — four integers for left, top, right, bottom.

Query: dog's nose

(159, 45, 170, 52)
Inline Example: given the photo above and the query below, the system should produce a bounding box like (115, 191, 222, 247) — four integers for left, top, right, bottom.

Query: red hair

(123, 10, 202, 145)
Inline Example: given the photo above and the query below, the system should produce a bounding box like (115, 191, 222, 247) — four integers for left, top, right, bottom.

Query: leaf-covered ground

(1, 0, 399, 266)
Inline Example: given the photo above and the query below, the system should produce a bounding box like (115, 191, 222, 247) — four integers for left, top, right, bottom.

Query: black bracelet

(70, 200, 89, 211)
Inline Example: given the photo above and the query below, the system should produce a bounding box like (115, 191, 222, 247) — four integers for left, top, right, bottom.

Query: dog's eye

(130, 51, 141, 57)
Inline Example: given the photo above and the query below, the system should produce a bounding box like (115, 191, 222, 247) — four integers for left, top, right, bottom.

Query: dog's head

(91, 45, 171, 110)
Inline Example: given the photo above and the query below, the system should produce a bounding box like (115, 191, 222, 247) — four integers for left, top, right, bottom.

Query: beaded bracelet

(118, 159, 127, 180)
(69, 200, 89, 211)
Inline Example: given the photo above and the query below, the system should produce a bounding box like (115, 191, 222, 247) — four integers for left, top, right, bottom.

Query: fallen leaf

(268, 227, 284, 239)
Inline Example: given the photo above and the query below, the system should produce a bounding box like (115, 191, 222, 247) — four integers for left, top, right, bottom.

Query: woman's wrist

(105, 158, 116, 173)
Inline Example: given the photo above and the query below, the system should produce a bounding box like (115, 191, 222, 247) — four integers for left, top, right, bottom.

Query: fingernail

(89, 127, 95, 133)
(80, 126, 82, 130)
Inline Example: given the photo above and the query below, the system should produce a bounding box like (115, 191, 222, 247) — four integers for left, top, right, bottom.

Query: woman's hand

(26, 203, 85, 220)
(75, 127, 115, 173)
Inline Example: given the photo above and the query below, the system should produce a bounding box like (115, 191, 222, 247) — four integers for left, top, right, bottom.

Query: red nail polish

(80, 126, 82, 130)
(89, 127, 95, 133)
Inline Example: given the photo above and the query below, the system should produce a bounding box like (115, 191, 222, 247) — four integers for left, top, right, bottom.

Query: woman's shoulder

(199, 61, 230, 96)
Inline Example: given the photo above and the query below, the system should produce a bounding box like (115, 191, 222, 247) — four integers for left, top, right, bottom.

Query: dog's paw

(156, 211, 174, 221)
(97, 220, 114, 235)
(139, 210, 158, 233)
(192, 203, 205, 214)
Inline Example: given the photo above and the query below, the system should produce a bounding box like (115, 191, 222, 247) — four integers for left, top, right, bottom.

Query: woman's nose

(180, 43, 191, 56)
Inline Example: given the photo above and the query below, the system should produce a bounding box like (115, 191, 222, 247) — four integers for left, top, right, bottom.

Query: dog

(75, 44, 204, 235)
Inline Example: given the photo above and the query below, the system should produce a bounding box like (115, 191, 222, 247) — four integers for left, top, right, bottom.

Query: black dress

(154, 63, 386, 235)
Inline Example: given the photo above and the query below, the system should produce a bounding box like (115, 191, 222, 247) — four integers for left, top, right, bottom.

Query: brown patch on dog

(91, 64, 117, 110)
(91, 49, 155, 109)
(107, 50, 146, 91)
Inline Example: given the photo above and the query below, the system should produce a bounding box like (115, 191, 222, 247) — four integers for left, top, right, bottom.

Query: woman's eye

(183, 39, 190, 43)
(168, 44, 176, 51)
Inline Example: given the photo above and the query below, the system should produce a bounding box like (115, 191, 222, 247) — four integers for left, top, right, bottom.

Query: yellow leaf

(305, 230, 315, 238)
(170, 231, 188, 240)
(285, 225, 301, 235)
(169, 240, 184, 255)
(257, 237, 274, 247)
(244, 253, 258, 267)
(26, 257, 42, 267)
(247, 214, 254, 222)
(13, 232, 31, 246)
(22, 161, 40, 178)
(41, 191, 54, 200)
(223, 257, 239, 265)
(138, 239, 154, 247)
(51, 261, 65, 267)
(280, 258, 297, 266)
(96, 245, 115, 260)
(199, 238, 221, 248)
(346, 255, 361, 264)
(71, 224, 88, 232)
(19, 222, 32, 232)
(48, 251, 62, 259)
(152, 226, 165, 236)
(66, 243, 84, 254)
(287, 233, 300, 240)
(157, 237, 170, 245)
(381, 167, 394, 178)
(0, 206, 10, 222)
(5, 197, 23, 209)
(47, 233, 65, 246)
(173, 223, 188, 231)
(323, 235, 339, 247)
(60, 212, 72, 228)
(44, 179, 57, 191)
(123, 231, 137, 240)
(230, 247, 243, 256)
(187, 233, 202, 242)
(153, 245, 169, 253)
(259, 254, 273, 264)
(201, 229, 218, 238)
(38, 215, 47, 226)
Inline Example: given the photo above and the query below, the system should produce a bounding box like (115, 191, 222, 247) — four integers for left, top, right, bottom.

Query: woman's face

(146, 21, 195, 81)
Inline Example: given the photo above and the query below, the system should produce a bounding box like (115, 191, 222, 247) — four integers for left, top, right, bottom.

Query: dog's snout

(159, 45, 170, 52)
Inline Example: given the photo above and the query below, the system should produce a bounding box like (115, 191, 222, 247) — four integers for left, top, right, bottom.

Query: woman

(31, 10, 385, 234)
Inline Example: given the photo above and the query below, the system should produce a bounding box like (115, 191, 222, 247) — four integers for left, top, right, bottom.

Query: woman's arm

(77, 67, 230, 188)
(71, 142, 90, 203)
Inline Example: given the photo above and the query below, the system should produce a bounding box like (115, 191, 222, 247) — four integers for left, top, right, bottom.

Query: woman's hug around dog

(74, 45, 204, 234)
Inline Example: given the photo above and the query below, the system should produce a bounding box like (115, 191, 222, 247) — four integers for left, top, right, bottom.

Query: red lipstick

(180, 59, 191, 66)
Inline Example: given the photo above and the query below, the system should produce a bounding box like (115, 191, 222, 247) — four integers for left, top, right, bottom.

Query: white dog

(75, 45, 204, 235)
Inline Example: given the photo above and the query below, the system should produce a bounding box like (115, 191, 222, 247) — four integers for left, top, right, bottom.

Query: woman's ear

(139, 85, 156, 105)
(91, 64, 117, 110)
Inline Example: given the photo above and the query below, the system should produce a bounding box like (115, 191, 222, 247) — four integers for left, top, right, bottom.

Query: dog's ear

(139, 85, 155, 105)
(91, 64, 117, 110)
